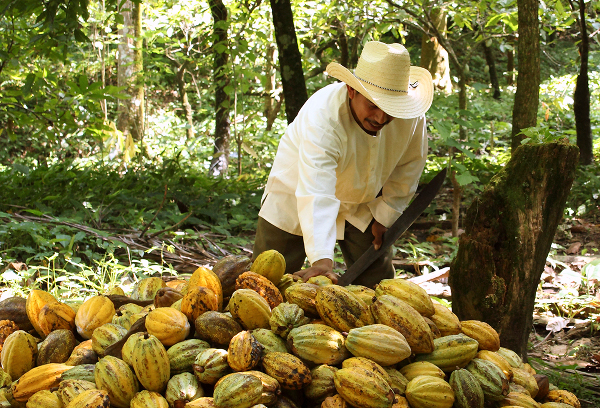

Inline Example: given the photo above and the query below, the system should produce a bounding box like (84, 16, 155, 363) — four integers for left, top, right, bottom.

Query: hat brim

(326, 62, 434, 119)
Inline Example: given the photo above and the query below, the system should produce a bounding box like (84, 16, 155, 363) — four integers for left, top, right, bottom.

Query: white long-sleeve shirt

(259, 82, 428, 265)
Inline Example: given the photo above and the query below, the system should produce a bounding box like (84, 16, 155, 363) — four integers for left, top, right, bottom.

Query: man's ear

(346, 85, 356, 99)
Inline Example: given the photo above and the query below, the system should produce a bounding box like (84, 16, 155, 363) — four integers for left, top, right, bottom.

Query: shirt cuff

(367, 197, 404, 228)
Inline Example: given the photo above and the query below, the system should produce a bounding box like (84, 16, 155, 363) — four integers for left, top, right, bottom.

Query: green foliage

(0, 159, 266, 268)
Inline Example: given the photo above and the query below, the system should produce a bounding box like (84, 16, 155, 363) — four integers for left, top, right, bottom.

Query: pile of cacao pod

(0, 249, 583, 408)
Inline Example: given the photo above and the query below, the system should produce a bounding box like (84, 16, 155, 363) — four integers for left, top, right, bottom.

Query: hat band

(353, 73, 408, 93)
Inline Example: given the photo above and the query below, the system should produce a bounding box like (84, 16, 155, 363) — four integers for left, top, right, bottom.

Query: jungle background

(0, 0, 599, 404)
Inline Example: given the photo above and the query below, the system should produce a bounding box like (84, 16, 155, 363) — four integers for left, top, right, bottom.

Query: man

(253, 41, 434, 288)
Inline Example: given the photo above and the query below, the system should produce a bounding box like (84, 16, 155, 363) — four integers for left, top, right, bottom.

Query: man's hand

(372, 220, 387, 250)
(292, 258, 339, 284)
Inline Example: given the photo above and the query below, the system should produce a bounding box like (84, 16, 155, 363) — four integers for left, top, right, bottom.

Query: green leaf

(485, 13, 505, 27)
(79, 75, 89, 91)
(74, 29, 89, 43)
(22, 74, 36, 95)
(456, 171, 479, 186)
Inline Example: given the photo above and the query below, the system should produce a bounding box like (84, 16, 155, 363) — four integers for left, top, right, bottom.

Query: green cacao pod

(303, 365, 338, 402)
(345, 323, 411, 366)
(193, 348, 231, 385)
(314, 285, 374, 332)
(333, 366, 395, 408)
(165, 372, 204, 407)
(374, 278, 435, 317)
(449, 368, 484, 408)
(213, 372, 263, 408)
(250, 328, 288, 354)
(131, 332, 170, 393)
(405, 375, 455, 408)
(94, 355, 139, 408)
(261, 352, 311, 390)
(269, 302, 305, 339)
(167, 339, 211, 375)
(465, 357, 510, 401)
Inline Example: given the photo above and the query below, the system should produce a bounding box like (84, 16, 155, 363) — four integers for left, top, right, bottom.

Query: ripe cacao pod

(185, 266, 223, 310)
(269, 302, 305, 338)
(1, 330, 37, 380)
(229, 289, 271, 330)
(236, 271, 283, 309)
(400, 361, 445, 381)
(38, 301, 77, 336)
(405, 375, 455, 408)
(94, 355, 139, 408)
(460, 320, 500, 351)
(262, 352, 311, 390)
(130, 390, 169, 408)
(212, 372, 263, 408)
(131, 277, 166, 301)
(37, 329, 76, 365)
(429, 302, 462, 336)
(315, 285, 374, 332)
(131, 332, 170, 393)
(65, 389, 110, 408)
(449, 368, 484, 408)
(284, 283, 319, 317)
(193, 348, 231, 385)
(195, 311, 243, 347)
(75, 296, 115, 340)
(250, 328, 289, 354)
(333, 366, 395, 408)
(145, 307, 190, 346)
(57, 379, 97, 406)
(414, 333, 479, 372)
(12, 363, 72, 402)
(304, 365, 338, 402)
(345, 323, 411, 366)
(227, 331, 263, 372)
(287, 323, 349, 365)
(181, 286, 219, 323)
(371, 295, 434, 354)
(251, 249, 286, 285)
(26, 290, 58, 337)
(374, 278, 435, 317)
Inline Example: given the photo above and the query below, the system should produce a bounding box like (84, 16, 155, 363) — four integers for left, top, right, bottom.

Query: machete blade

(337, 167, 447, 286)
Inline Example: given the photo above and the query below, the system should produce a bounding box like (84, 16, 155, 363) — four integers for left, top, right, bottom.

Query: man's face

(347, 86, 394, 135)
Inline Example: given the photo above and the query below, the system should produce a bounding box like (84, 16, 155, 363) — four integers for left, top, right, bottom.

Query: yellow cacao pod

(131, 277, 166, 301)
(414, 333, 479, 372)
(512, 367, 539, 399)
(251, 328, 289, 354)
(498, 392, 541, 408)
(94, 355, 139, 408)
(251, 249, 286, 285)
(130, 390, 169, 408)
(26, 290, 58, 337)
(229, 288, 271, 330)
(145, 307, 190, 346)
(57, 379, 97, 406)
(12, 363, 72, 402)
(90, 322, 127, 357)
(496, 347, 524, 368)
(374, 278, 435, 317)
(345, 323, 411, 366)
(37, 301, 76, 336)
(185, 397, 216, 407)
(181, 286, 219, 323)
(25, 390, 62, 408)
(131, 333, 170, 393)
(245, 370, 280, 406)
(344, 285, 376, 306)
(236, 271, 283, 310)
(371, 294, 434, 354)
(476, 350, 514, 381)
(261, 351, 311, 390)
(287, 323, 349, 365)
(429, 303, 462, 336)
(75, 296, 115, 340)
(341, 356, 393, 386)
(543, 390, 580, 408)
(227, 331, 263, 372)
(405, 375, 455, 408)
(65, 389, 110, 408)
(315, 285, 374, 332)
(384, 367, 409, 395)
(400, 361, 445, 381)
(460, 320, 500, 351)
(321, 394, 349, 408)
(186, 266, 223, 310)
(284, 282, 319, 317)
(333, 366, 395, 408)
(1, 330, 37, 380)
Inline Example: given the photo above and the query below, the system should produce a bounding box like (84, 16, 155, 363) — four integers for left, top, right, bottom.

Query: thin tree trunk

(269, 0, 308, 123)
(334, 18, 349, 68)
(264, 44, 283, 131)
(209, 0, 231, 176)
(116, 1, 144, 146)
(482, 40, 501, 99)
(175, 61, 194, 140)
(420, 7, 452, 94)
(506, 49, 515, 85)
(510, 0, 540, 151)
(572, 0, 594, 165)
(449, 143, 579, 359)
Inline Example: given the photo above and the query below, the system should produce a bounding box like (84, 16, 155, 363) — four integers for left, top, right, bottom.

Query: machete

(337, 167, 447, 286)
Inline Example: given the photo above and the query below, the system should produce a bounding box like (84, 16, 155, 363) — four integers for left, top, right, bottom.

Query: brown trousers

(252, 217, 394, 288)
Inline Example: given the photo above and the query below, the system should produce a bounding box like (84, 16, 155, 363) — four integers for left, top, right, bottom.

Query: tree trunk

(482, 40, 501, 99)
(264, 44, 283, 131)
(269, 0, 308, 123)
(506, 49, 515, 85)
(209, 0, 231, 176)
(117, 0, 145, 147)
(510, 0, 540, 151)
(449, 142, 579, 359)
(420, 7, 452, 94)
(175, 61, 195, 140)
(573, 0, 594, 165)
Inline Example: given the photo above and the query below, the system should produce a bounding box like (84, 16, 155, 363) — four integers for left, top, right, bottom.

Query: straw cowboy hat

(326, 41, 434, 119)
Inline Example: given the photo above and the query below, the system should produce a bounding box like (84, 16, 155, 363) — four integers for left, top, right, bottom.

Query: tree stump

(448, 142, 579, 359)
